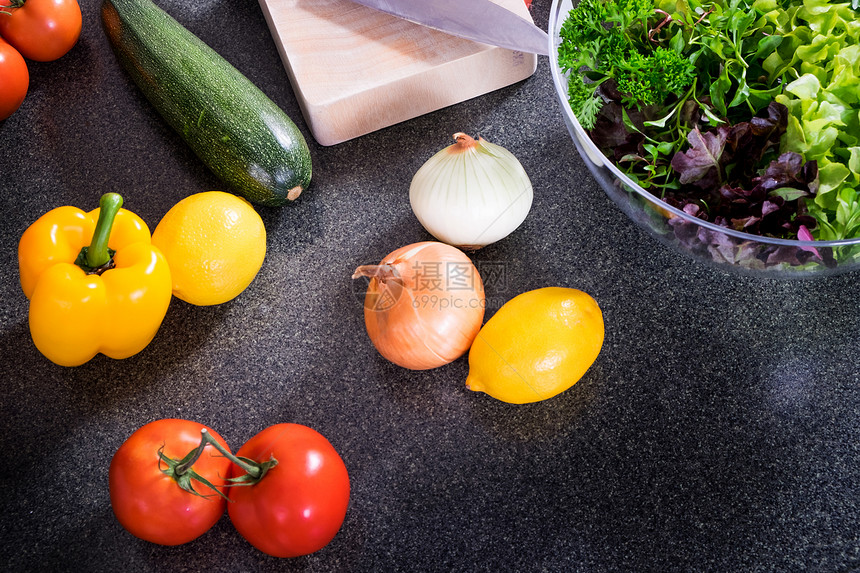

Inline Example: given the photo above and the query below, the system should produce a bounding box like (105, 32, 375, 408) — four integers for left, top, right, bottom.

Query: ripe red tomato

(109, 419, 232, 546)
(0, 0, 82, 62)
(228, 423, 350, 557)
(0, 35, 28, 120)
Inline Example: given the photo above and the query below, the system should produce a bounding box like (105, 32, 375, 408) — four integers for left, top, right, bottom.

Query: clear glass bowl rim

(546, 0, 860, 250)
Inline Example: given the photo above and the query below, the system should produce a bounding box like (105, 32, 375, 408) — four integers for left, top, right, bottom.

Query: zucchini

(101, 0, 311, 207)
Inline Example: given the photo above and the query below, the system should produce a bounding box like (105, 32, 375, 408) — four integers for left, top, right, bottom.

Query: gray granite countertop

(1, 1, 859, 571)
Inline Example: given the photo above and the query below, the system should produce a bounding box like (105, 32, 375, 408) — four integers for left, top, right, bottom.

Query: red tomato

(0, 35, 28, 120)
(109, 419, 232, 546)
(0, 0, 82, 62)
(228, 423, 350, 558)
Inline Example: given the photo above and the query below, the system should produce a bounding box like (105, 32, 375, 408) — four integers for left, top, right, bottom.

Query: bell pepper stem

(85, 193, 124, 269)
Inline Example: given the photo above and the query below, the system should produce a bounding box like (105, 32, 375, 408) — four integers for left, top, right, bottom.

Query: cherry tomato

(0, 35, 28, 120)
(228, 423, 350, 558)
(0, 0, 82, 62)
(109, 419, 232, 546)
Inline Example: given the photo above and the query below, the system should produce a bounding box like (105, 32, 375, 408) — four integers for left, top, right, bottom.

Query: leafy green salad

(558, 0, 860, 241)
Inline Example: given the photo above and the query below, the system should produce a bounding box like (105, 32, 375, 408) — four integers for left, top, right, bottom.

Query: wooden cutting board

(257, 0, 538, 146)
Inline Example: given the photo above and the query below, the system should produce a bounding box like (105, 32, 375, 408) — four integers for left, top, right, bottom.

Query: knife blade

(349, 0, 549, 56)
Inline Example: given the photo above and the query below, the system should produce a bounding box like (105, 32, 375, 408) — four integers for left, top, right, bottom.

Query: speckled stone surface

(1, 1, 859, 571)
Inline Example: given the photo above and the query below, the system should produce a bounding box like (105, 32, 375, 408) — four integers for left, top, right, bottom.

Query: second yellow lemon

(152, 191, 266, 306)
(466, 287, 604, 404)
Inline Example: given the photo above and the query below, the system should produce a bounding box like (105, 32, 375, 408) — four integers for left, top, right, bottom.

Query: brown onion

(352, 241, 485, 370)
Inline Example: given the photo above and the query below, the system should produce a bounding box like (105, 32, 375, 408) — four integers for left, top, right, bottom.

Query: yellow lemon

(466, 287, 604, 404)
(152, 191, 266, 306)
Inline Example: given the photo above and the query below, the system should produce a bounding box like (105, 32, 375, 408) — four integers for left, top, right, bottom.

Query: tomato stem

(197, 430, 278, 486)
(0, 0, 23, 13)
(157, 430, 230, 500)
(173, 429, 210, 476)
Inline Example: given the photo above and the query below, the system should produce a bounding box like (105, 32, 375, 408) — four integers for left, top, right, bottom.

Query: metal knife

(349, 0, 549, 56)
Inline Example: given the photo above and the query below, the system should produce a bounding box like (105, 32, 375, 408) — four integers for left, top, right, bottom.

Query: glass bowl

(547, 0, 860, 277)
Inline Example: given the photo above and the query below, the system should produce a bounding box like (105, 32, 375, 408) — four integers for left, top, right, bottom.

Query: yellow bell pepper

(18, 193, 172, 367)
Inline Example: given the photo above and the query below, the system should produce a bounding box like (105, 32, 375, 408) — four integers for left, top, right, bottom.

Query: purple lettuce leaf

(669, 127, 729, 186)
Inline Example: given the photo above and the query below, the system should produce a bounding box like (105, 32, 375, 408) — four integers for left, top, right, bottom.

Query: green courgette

(102, 0, 311, 207)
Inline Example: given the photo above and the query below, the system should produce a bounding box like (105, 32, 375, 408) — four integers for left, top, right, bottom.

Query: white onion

(409, 133, 533, 250)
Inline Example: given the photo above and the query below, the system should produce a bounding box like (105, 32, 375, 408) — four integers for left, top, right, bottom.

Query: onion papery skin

(409, 134, 533, 250)
(356, 242, 485, 370)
